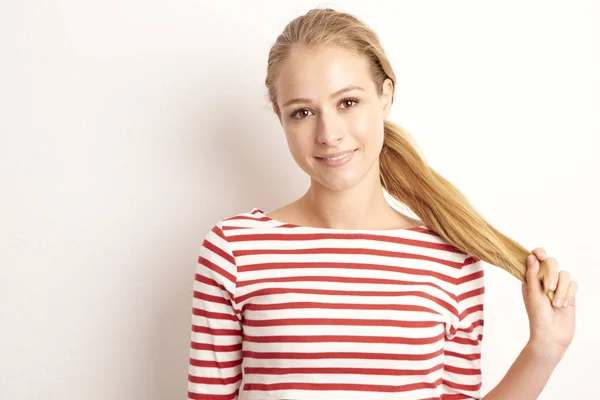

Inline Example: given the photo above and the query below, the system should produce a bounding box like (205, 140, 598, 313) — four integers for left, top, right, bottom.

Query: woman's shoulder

(209, 207, 274, 230)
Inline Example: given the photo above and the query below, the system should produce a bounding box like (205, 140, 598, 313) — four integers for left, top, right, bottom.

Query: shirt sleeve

(188, 222, 243, 400)
(442, 255, 485, 399)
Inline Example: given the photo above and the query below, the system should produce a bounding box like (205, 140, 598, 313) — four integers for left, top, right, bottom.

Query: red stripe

(238, 261, 460, 285)
(235, 247, 463, 269)
(224, 224, 439, 235)
(211, 224, 227, 239)
(442, 378, 482, 391)
(237, 275, 455, 299)
(462, 256, 480, 266)
(244, 301, 439, 315)
(187, 390, 238, 400)
(458, 286, 485, 302)
(243, 348, 444, 361)
(243, 378, 444, 393)
(191, 341, 241, 352)
(193, 288, 230, 306)
(243, 317, 440, 328)
(244, 363, 444, 376)
(444, 364, 481, 375)
(441, 394, 473, 400)
(460, 306, 484, 321)
(457, 270, 484, 284)
(198, 255, 236, 286)
(237, 288, 457, 316)
(195, 273, 227, 291)
(447, 335, 480, 346)
(190, 358, 242, 369)
(193, 308, 239, 322)
(192, 325, 242, 336)
(188, 372, 242, 385)
(201, 230, 235, 267)
(230, 230, 460, 252)
(444, 350, 481, 361)
(454, 318, 484, 335)
(243, 332, 445, 345)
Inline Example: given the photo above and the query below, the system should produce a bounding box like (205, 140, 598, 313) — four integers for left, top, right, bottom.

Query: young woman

(188, 8, 578, 400)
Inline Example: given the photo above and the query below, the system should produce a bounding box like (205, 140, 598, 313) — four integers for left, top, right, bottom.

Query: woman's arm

(483, 339, 565, 400)
(188, 222, 243, 400)
(483, 248, 577, 400)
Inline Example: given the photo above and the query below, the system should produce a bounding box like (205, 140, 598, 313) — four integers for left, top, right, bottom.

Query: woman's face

(274, 44, 393, 192)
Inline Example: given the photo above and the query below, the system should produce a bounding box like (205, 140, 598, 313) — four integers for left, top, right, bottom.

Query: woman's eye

(291, 109, 313, 119)
(340, 98, 359, 108)
(290, 98, 359, 120)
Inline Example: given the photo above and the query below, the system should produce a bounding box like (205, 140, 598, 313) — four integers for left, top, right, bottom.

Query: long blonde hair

(264, 7, 551, 292)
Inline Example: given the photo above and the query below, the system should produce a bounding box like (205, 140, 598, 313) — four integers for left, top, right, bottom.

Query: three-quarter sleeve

(442, 256, 485, 399)
(188, 222, 243, 400)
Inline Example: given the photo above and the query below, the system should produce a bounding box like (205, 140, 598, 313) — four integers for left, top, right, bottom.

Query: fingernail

(563, 300, 569, 308)
(549, 281, 557, 291)
(527, 255, 534, 265)
(540, 250, 546, 258)
(553, 298, 562, 307)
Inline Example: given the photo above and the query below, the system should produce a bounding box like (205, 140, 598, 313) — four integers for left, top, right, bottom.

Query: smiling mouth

(316, 148, 358, 160)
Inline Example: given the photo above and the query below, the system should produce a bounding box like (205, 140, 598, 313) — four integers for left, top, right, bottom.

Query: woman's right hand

(521, 247, 578, 359)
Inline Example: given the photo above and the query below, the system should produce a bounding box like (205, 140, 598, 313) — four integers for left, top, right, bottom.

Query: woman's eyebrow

(281, 85, 365, 108)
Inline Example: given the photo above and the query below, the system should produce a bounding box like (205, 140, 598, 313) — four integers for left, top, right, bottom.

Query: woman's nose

(316, 112, 343, 144)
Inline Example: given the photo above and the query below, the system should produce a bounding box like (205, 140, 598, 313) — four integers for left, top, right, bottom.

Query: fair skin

(484, 248, 578, 400)
(271, 44, 578, 398)
(270, 43, 419, 230)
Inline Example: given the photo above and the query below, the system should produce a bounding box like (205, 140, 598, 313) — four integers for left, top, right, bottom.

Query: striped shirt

(188, 207, 485, 400)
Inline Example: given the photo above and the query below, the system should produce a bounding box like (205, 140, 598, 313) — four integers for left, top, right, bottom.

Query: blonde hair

(264, 7, 552, 294)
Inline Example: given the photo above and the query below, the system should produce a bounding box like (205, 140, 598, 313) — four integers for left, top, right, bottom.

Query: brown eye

(290, 98, 359, 120)
(340, 98, 359, 109)
(291, 109, 313, 120)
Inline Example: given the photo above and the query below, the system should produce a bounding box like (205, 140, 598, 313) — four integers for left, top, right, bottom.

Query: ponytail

(380, 120, 553, 298)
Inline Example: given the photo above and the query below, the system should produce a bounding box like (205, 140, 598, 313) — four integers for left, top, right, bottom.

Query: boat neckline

(252, 207, 428, 234)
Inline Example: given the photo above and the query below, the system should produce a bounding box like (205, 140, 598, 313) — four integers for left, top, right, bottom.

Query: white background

(1, 1, 598, 399)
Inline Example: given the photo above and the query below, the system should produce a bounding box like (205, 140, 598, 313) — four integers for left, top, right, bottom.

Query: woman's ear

(381, 78, 394, 119)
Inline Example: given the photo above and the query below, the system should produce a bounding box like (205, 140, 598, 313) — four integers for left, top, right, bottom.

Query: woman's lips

(316, 148, 358, 167)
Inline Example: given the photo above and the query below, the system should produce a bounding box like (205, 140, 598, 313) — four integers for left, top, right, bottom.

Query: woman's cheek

(347, 111, 373, 138)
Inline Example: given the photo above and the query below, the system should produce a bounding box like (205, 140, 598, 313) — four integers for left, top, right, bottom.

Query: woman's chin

(313, 173, 363, 192)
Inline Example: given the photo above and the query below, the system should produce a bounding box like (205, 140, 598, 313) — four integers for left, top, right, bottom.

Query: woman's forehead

(275, 47, 374, 101)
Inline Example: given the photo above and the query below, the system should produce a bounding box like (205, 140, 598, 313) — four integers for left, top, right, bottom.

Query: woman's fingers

(532, 248, 547, 260)
(529, 247, 577, 308)
(540, 257, 559, 294)
(552, 269, 571, 307)
(526, 254, 543, 294)
(563, 280, 578, 307)
(531, 248, 558, 301)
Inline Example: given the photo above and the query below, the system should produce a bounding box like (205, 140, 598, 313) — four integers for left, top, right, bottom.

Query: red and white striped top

(188, 207, 485, 400)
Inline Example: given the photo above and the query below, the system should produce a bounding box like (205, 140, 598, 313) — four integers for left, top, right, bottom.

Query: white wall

(1, 1, 598, 398)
